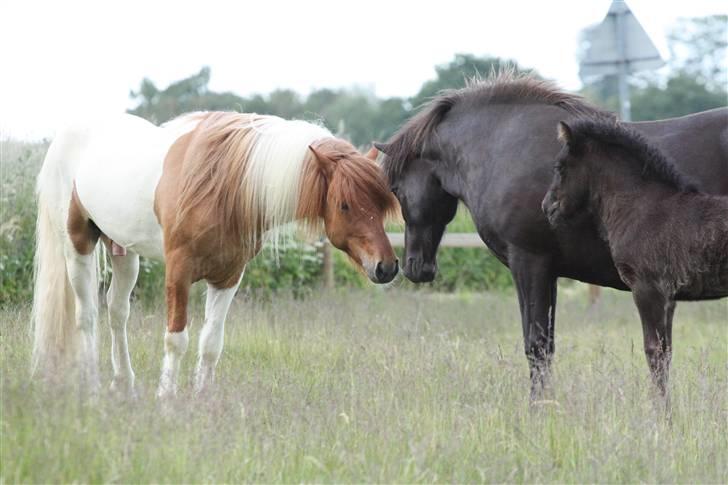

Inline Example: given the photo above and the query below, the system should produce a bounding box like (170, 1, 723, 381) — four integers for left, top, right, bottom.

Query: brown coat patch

(67, 183, 100, 255)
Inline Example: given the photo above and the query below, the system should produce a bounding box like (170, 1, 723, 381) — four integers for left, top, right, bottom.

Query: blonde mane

(170, 112, 331, 250)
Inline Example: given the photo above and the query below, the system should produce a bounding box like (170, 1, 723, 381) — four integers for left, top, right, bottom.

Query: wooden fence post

(322, 241, 334, 289)
(588, 284, 601, 305)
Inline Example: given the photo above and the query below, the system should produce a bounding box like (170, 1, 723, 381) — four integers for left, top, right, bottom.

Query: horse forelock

(567, 118, 699, 193)
(298, 138, 399, 228)
(331, 146, 399, 220)
(381, 69, 614, 185)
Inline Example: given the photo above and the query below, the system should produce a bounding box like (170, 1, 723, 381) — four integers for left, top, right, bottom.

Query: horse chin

(362, 260, 392, 284)
(546, 211, 564, 227)
(543, 203, 567, 228)
(403, 260, 437, 283)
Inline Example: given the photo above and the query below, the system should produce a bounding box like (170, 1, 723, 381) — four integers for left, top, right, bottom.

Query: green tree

(631, 72, 727, 121)
(127, 69, 408, 147)
(129, 66, 248, 123)
(667, 15, 727, 91)
(411, 54, 525, 108)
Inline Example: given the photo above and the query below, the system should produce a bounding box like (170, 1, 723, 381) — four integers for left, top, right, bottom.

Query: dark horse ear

(373, 142, 391, 155)
(557, 121, 574, 146)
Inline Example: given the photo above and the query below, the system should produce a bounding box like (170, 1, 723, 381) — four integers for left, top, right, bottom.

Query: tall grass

(1, 287, 726, 483)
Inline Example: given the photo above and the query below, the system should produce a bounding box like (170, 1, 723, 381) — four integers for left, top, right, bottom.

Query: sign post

(580, 0, 664, 121)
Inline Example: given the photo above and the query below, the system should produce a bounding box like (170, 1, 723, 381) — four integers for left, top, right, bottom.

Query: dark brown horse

(542, 119, 728, 394)
(376, 72, 728, 399)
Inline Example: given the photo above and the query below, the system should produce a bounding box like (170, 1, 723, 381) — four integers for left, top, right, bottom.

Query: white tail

(31, 140, 99, 385)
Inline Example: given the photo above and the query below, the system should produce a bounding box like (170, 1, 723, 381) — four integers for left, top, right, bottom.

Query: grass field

(1, 286, 726, 483)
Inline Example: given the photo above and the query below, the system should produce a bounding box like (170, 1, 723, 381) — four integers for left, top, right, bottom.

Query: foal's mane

(566, 119, 699, 193)
(381, 69, 613, 183)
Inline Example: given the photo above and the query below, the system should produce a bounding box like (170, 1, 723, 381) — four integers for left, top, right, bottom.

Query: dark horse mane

(566, 118, 699, 193)
(381, 69, 614, 183)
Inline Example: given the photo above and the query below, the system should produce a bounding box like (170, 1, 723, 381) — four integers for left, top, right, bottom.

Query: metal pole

(615, 4, 631, 121)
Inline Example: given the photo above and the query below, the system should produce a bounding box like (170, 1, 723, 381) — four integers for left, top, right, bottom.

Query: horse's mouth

(541, 199, 563, 226)
(403, 258, 437, 283)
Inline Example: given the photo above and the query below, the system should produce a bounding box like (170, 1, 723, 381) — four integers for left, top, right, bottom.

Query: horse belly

(74, 118, 170, 260)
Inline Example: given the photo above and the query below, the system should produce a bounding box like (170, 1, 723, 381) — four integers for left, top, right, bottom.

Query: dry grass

(1, 286, 726, 483)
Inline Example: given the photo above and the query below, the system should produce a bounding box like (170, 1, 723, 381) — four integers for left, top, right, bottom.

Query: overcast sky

(1, 0, 725, 140)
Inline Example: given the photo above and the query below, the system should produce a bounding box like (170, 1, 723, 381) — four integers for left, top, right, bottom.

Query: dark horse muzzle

(541, 191, 562, 226)
(403, 255, 437, 283)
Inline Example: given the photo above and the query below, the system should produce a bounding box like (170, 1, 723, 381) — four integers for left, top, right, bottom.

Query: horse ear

(308, 144, 337, 177)
(373, 142, 391, 155)
(557, 121, 573, 146)
(365, 146, 378, 161)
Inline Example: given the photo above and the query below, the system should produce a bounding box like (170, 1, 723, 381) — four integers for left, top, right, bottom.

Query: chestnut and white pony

(32, 111, 398, 397)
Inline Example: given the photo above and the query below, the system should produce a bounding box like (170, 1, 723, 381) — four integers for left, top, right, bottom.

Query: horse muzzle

(403, 256, 437, 283)
(366, 259, 399, 284)
(541, 195, 562, 226)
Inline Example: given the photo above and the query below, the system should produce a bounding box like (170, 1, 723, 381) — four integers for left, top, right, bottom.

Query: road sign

(579, 0, 665, 120)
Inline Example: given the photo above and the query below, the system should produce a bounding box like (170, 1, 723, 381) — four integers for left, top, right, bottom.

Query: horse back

(629, 108, 728, 195)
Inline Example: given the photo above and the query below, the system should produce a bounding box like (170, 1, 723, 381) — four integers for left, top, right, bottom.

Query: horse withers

(33, 112, 399, 397)
(542, 119, 728, 394)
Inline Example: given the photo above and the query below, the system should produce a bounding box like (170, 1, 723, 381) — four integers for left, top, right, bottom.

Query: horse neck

(435, 103, 568, 211)
(588, 157, 671, 239)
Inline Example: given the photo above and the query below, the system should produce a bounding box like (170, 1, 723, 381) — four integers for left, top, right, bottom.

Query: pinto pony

(542, 119, 728, 394)
(33, 112, 398, 396)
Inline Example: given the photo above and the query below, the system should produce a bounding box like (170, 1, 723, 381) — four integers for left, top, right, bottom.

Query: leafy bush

(0, 140, 46, 306)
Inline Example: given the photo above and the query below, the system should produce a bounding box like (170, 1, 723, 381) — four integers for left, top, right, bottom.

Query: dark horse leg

(632, 285, 674, 397)
(510, 251, 557, 400)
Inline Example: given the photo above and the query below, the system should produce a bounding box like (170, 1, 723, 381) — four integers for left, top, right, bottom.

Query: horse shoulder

(155, 130, 251, 285)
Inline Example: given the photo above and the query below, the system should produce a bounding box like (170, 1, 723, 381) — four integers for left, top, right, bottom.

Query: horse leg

(632, 285, 672, 396)
(107, 252, 139, 395)
(157, 252, 192, 398)
(63, 244, 100, 392)
(194, 271, 244, 394)
(510, 252, 557, 400)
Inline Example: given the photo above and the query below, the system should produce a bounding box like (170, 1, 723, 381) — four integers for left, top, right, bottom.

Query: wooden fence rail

(384, 232, 485, 248)
(320, 232, 601, 302)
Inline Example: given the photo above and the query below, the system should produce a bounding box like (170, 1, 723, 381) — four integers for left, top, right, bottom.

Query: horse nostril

(375, 261, 397, 281)
(375, 261, 385, 281)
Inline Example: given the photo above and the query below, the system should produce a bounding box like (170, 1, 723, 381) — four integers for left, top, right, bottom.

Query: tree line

(129, 16, 726, 147)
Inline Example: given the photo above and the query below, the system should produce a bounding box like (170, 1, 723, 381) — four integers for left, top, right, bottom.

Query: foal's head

(301, 139, 399, 283)
(542, 119, 699, 227)
(542, 121, 592, 226)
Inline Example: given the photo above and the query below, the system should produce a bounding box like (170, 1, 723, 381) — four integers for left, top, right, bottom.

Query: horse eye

(340, 202, 349, 211)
